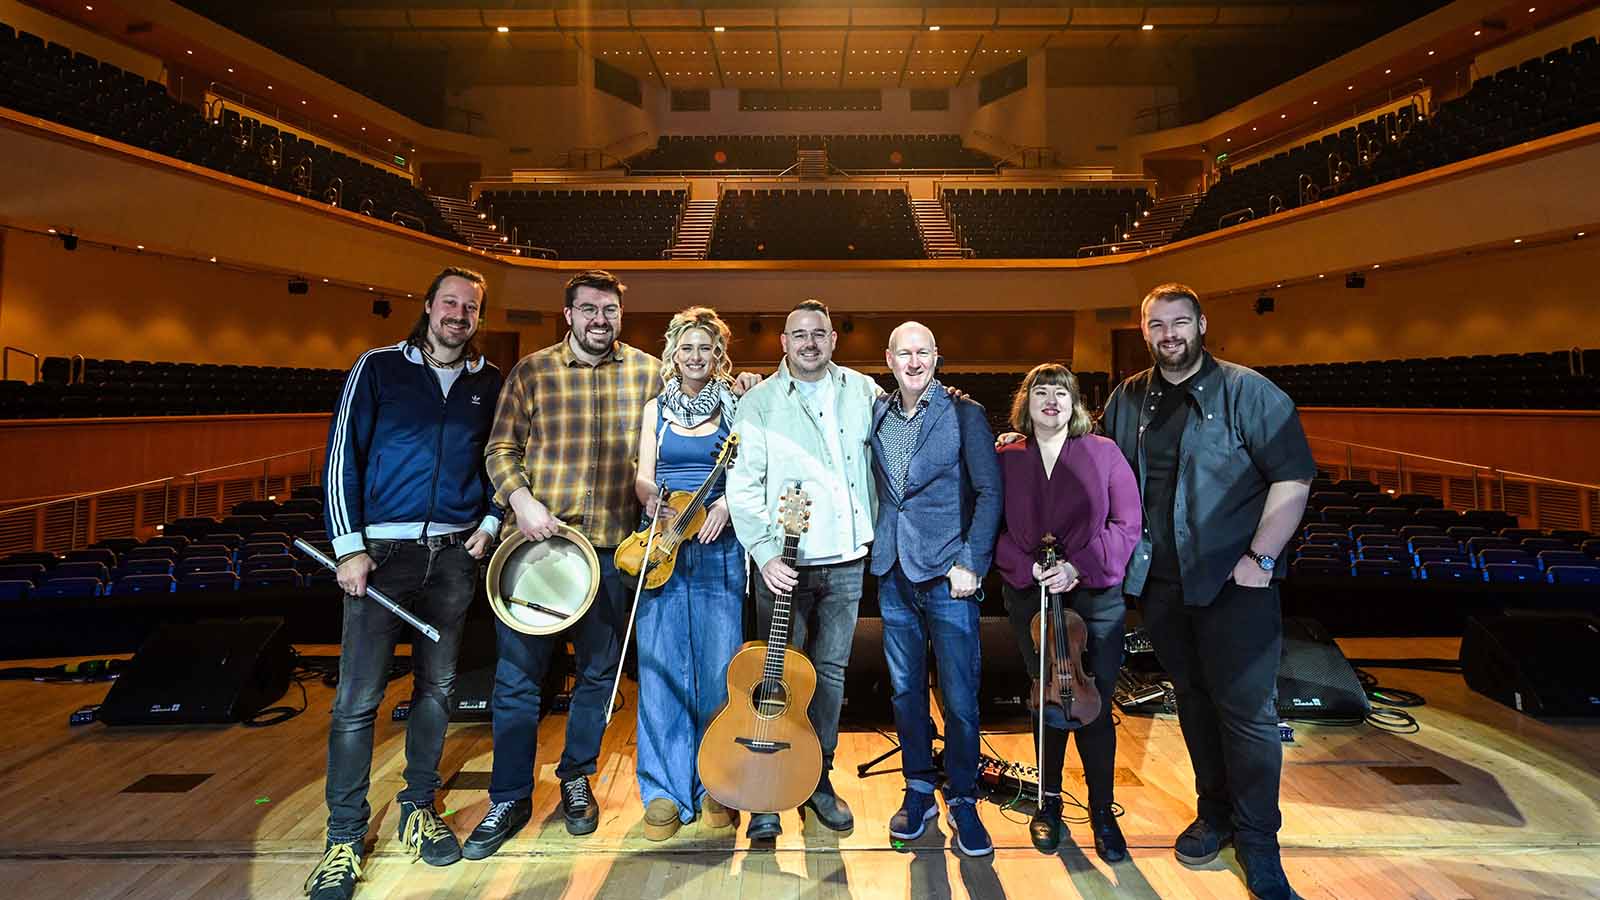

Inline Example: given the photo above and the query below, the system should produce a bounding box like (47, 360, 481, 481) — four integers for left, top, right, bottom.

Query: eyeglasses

(574, 303, 620, 320)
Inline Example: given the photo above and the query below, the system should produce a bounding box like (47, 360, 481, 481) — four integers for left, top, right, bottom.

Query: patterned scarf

(659, 376, 737, 429)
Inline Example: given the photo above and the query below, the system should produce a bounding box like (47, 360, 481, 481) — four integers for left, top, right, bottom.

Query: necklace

(420, 344, 464, 370)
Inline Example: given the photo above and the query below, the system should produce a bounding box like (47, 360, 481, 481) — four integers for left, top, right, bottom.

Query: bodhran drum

(485, 526, 601, 635)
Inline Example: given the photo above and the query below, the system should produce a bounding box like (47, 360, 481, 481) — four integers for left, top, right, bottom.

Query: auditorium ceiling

(170, 2, 1447, 95)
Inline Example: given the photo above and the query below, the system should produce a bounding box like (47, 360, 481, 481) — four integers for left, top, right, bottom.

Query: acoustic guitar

(697, 482, 823, 814)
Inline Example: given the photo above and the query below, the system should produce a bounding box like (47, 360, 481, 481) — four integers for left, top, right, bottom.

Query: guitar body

(698, 640, 823, 813)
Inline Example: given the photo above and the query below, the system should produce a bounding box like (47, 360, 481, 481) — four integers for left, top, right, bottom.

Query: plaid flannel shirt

(485, 337, 662, 548)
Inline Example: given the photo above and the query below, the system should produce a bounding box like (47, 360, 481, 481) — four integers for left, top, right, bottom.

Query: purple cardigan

(995, 433, 1142, 591)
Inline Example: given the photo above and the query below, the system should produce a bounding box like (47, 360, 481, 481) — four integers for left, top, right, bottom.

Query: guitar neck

(762, 532, 803, 677)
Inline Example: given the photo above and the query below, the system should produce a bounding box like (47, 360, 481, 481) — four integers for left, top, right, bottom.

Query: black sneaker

(462, 799, 532, 860)
(1237, 840, 1297, 900)
(1090, 804, 1128, 863)
(560, 776, 600, 836)
(398, 800, 461, 866)
(1174, 816, 1233, 866)
(304, 841, 362, 900)
(803, 789, 854, 832)
(745, 812, 783, 840)
(1029, 794, 1064, 852)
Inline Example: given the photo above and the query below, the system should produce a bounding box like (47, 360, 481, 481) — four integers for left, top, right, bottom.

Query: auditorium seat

(176, 556, 232, 577)
(1353, 559, 1411, 579)
(943, 187, 1149, 258)
(476, 189, 686, 260)
(1258, 349, 1599, 410)
(126, 546, 178, 563)
(1547, 565, 1600, 585)
(1295, 545, 1348, 561)
(50, 561, 107, 583)
(709, 189, 923, 259)
(1535, 550, 1591, 571)
(176, 570, 239, 593)
(0, 580, 30, 600)
(241, 555, 295, 576)
(242, 569, 301, 590)
(628, 134, 996, 173)
(1419, 562, 1478, 581)
(9, 358, 347, 419)
(1291, 558, 1349, 578)
(1413, 548, 1471, 567)
(1482, 563, 1540, 584)
(0, 25, 461, 242)
(112, 574, 176, 595)
(0, 563, 47, 585)
(64, 548, 118, 569)
(114, 559, 173, 579)
(34, 577, 101, 598)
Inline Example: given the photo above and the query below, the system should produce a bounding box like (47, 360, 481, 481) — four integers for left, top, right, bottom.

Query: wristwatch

(1244, 549, 1276, 572)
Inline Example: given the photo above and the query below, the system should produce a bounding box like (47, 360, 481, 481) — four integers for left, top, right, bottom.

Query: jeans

(635, 531, 745, 821)
(1140, 579, 1284, 846)
(750, 557, 863, 788)
(488, 551, 627, 803)
(878, 564, 982, 803)
(1001, 582, 1125, 808)
(325, 538, 477, 844)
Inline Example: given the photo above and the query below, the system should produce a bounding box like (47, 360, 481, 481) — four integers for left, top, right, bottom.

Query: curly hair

(661, 306, 734, 385)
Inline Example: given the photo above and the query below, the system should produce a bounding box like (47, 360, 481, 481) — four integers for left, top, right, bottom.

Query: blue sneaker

(946, 802, 993, 857)
(888, 789, 938, 840)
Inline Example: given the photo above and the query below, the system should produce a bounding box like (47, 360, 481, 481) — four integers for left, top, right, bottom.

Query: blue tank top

(654, 403, 731, 500)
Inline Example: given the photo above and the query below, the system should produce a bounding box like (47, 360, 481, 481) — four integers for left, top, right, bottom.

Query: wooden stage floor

(1, 637, 1597, 900)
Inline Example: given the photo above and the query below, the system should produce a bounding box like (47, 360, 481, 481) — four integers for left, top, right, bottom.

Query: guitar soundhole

(750, 679, 789, 719)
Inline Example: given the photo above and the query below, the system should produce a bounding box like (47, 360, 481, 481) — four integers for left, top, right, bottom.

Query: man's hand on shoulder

(732, 371, 763, 396)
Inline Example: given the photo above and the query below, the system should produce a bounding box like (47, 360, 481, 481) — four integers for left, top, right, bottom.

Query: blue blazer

(868, 389, 1003, 583)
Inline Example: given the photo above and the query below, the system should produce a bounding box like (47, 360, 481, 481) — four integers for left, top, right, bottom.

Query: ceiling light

(1578, 232, 1586, 238)
(1372, 264, 1381, 269)
(1280, 113, 1287, 118)
(1427, 50, 1435, 56)
(267, 85, 273, 90)
(85, 4, 92, 9)
(209, 256, 216, 263)
(1347, 85, 1354, 90)
(1313, 100, 1319, 105)
(714, 26, 725, 32)
(1513, 238, 1523, 244)
(1318, 274, 1326, 279)
(1528, 6, 1537, 12)
(135, 244, 144, 250)
(323, 278, 329, 283)
(928, 25, 940, 31)
(1142, 24, 1154, 31)
(496, 26, 510, 33)
(300, 100, 307, 105)
(185, 50, 193, 55)
(1473, 30, 1482, 36)
(332, 113, 338, 118)
(1385, 68, 1393, 74)
(227, 67, 233, 73)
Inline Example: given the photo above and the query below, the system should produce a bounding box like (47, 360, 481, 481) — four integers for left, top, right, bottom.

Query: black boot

(1090, 804, 1127, 862)
(1029, 794, 1064, 852)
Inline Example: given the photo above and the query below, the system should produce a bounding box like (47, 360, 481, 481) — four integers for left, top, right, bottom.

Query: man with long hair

(307, 266, 503, 900)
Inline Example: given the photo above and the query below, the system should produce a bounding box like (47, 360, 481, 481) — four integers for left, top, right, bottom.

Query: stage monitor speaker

(1460, 614, 1600, 717)
(1276, 617, 1370, 720)
(842, 616, 1033, 726)
(99, 618, 292, 726)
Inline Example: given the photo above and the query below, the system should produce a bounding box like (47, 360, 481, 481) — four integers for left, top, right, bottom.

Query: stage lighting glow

(497, 26, 510, 33)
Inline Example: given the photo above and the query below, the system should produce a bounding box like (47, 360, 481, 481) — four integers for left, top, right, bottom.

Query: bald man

(869, 321, 1002, 857)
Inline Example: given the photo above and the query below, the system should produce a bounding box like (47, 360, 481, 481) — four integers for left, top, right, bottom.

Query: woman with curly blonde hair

(630, 306, 746, 841)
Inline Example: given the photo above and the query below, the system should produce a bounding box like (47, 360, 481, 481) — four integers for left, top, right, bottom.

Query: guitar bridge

(735, 737, 791, 754)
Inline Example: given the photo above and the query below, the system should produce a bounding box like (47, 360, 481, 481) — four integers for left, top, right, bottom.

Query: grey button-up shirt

(1101, 353, 1316, 606)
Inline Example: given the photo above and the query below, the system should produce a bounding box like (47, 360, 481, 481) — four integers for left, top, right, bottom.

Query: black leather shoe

(560, 777, 600, 836)
(462, 799, 531, 860)
(397, 800, 461, 866)
(1090, 804, 1127, 862)
(804, 789, 854, 832)
(745, 812, 783, 840)
(1174, 816, 1233, 866)
(1029, 795, 1064, 852)
(1237, 840, 1296, 900)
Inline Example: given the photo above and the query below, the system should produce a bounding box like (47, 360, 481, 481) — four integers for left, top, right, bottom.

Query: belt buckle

(418, 534, 447, 550)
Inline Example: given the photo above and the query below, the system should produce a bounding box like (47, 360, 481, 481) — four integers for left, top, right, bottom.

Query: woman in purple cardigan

(996, 363, 1141, 858)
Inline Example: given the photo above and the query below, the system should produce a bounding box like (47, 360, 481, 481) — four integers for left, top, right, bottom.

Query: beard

(788, 345, 829, 376)
(430, 319, 474, 350)
(1150, 334, 1202, 372)
(574, 323, 615, 356)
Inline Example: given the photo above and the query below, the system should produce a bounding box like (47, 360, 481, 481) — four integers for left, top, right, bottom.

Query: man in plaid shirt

(463, 269, 658, 856)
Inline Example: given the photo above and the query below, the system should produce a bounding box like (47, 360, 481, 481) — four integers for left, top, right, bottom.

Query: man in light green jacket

(726, 298, 879, 841)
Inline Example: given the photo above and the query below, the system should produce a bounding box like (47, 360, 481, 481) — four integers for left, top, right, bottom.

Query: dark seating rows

(1175, 36, 1600, 242)
(1283, 478, 1600, 585)
(0, 22, 461, 242)
(629, 134, 996, 172)
(0, 496, 333, 599)
(477, 189, 686, 260)
(1257, 349, 1600, 410)
(941, 187, 1150, 259)
(710, 189, 923, 260)
(1, 358, 345, 419)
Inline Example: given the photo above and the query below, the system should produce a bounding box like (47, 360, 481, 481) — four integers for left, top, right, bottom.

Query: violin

(614, 434, 738, 590)
(1029, 533, 1102, 727)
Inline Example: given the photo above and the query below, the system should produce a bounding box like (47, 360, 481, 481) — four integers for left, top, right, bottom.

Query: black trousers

(1139, 579, 1284, 847)
(1002, 582, 1125, 809)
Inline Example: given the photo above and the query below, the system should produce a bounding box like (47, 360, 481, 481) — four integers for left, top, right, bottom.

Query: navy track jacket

(324, 341, 504, 558)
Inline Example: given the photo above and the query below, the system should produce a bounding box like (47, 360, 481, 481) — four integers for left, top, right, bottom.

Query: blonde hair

(661, 306, 733, 385)
(1009, 364, 1092, 438)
